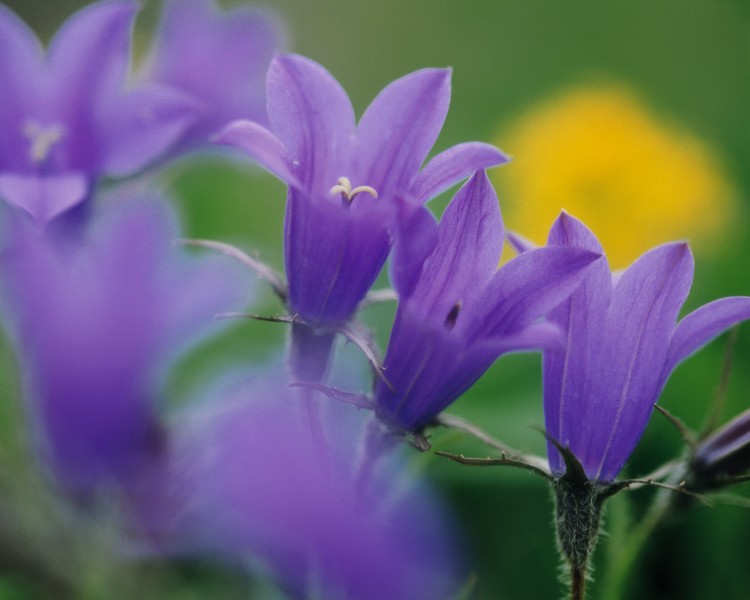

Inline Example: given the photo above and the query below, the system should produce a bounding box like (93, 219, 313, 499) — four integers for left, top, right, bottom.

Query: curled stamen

(22, 120, 66, 163)
(329, 176, 378, 203)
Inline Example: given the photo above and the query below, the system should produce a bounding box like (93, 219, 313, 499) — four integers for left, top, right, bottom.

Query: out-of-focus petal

(146, 0, 283, 144)
(47, 1, 136, 109)
(666, 296, 750, 373)
(410, 142, 509, 203)
(0, 197, 249, 491)
(267, 54, 355, 192)
(585, 242, 693, 481)
(0, 5, 45, 169)
(0, 172, 88, 226)
(101, 85, 202, 175)
(355, 68, 451, 198)
(214, 120, 302, 188)
(139, 384, 459, 600)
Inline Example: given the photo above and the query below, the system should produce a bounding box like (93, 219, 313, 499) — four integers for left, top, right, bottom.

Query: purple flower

(215, 54, 506, 379)
(374, 172, 601, 432)
(0, 197, 247, 492)
(0, 0, 200, 226)
(142, 0, 283, 151)
(538, 213, 750, 482)
(691, 408, 750, 486)
(134, 380, 459, 600)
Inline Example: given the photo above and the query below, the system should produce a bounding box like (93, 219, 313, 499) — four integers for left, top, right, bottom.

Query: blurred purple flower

(538, 213, 750, 482)
(0, 0, 200, 226)
(134, 379, 460, 600)
(142, 0, 283, 151)
(0, 197, 248, 492)
(216, 54, 506, 379)
(692, 407, 750, 486)
(374, 172, 601, 432)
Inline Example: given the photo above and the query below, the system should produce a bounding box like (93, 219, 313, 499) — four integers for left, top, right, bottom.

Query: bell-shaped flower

(538, 213, 750, 482)
(215, 54, 506, 379)
(0, 0, 200, 226)
(689, 407, 750, 489)
(373, 171, 601, 432)
(141, 0, 283, 152)
(0, 197, 248, 493)
(132, 379, 460, 600)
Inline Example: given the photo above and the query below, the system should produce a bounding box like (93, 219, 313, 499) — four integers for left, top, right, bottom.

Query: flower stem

(570, 563, 586, 600)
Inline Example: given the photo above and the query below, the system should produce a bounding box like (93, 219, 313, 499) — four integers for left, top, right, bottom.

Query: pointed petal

(481, 322, 565, 355)
(541, 213, 612, 475)
(145, 0, 283, 142)
(666, 297, 750, 373)
(389, 197, 439, 300)
(48, 1, 136, 105)
(410, 142, 509, 203)
(585, 243, 693, 481)
(475, 245, 602, 338)
(214, 119, 301, 188)
(355, 68, 451, 198)
(506, 230, 536, 255)
(695, 408, 750, 474)
(266, 54, 355, 192)
(410, 171, 503, 322)
(101, 85, 202, 174)
(0, 5, 44, 169)
(0, 172, 88, 226)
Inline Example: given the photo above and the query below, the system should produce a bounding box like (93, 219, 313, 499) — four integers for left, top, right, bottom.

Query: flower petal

(542, 213, 612, 474)
(145, 0, 283, 144)
(284, 189, 391, 323)
(354, 68, 451, 198)
(101, 85, 202, 175)
(585, 242, 693, 481)
(409, 142, 509, 203)
(666, 296, 750, 373)
(48, 0, 136, 108)
(0, 172, 88, 226)
(694, 408, 750, 475)
(266, 54, 355, 192)
(410, 171, 503, 322)
(0, 197, 248, 491)
(0, 4, 45, 170)
(389, 197, 439, 300)
(213, 120, 302, 188)
(474, 245, 602, 338)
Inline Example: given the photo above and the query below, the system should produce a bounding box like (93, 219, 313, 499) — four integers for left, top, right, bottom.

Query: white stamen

(22, 120, 66, 163)
(329, 176, 378, 202)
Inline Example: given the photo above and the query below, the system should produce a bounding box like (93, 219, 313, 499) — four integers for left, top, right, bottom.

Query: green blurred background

(3, 0, 750, 598)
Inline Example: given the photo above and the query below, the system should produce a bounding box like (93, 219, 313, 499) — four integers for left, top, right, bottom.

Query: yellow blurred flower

(493, 85, 737, 268)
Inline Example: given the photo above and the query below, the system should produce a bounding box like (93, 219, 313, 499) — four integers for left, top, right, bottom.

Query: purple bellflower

(536, 213, 750, 483)
(373, 171, 601, 432)
(0, 197, 248, 493)
(0, 0, 200, 226)
(215, 54, 506, 380)
(689, 407, 750, 489)
(133, 380, 459, 600)
(142, 0, 283, 152)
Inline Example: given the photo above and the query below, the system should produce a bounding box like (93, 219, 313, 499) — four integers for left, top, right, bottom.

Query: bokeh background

(3, 0, 750, 598)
